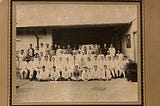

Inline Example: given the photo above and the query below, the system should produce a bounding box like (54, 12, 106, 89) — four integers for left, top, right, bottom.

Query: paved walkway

(16, 79, 138, 102)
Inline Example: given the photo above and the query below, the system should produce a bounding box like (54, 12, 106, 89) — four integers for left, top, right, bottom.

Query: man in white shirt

(119, 56, 129, 78)
(18, 49, 25, 62)
(116, 50, 124, 61)
(97, 53, 105, 69)
(103, 65, 112, 81)
(109, 44, 116, 60)
(82, 66, 90, 81)
(19, 60, 28, 79)
(55, 56, 65, 72)
(49, 66, 60, 81)
(64, 54, 74, 74)
(62, 66, 71, 81)
(39, 43, 45, 55)
(56, 45, 63, 55)
(113, 55, 121, 78)
(106, 56, 115, 79)
(37, 66, 50, 81)
(90, 65, 101, 80)
(40, 56, 52, 72)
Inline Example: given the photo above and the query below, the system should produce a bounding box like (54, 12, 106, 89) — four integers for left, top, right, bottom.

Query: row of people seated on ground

(17, 43, 117, 60)
(17, 55, 129, 81)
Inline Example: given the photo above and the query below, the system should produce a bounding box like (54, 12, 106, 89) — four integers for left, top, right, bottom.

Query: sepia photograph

(12, 2, 141, 105)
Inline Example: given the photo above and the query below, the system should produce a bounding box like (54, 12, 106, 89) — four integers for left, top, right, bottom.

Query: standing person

(78, 45, 82, 54)
(75, 51, 83, 68)
(87, 45, 93, 56)
(27, 44, 35, 57)
(62, 46, 67, 54)
(55, 56, 64, 72)
(56, 45, 63, 55)
(18, 49, 25, 62)
(39, 43, 45, 55)
(50, 45, 56, 56)
(116, 50, 124, 61)
(64, 54, 74, 74)
(109, 44, 116, 60)
(72, 47, 78, 56)
(97, 54, 106, 70)
(106, 56, 115, 79)
(97, 44, 102, 55)
(119, 56, 129, 78)
(85, 56, 93, 71)
(66, 44, 72, 54)
(113, 55, 121, 78)
(102, 43, 108, 56)
(34, 46, 40, 56)
(41, 55, 52, 72)
(53, 44, 58, 55)
(82, 46, 87, 55)
(45, 43, 50, 56)
(105, 51, 111, 62)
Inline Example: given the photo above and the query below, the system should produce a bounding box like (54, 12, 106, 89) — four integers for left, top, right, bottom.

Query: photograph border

(10, 0, 144, 105)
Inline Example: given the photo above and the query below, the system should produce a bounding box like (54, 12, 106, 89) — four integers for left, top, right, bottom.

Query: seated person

(49, 66, 60, 81)
(62, 67, 72, 81)
(37, 66, 50, 81)
(81, 66, 90, 81)
(71, 65, 82, 81)
(103, 65, 112, 81)
(19, 60, 29, 79)
(90, 65, 101, 80)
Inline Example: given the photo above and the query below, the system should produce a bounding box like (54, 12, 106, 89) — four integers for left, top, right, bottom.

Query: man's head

(110, 44, 113, 48)
(117, 50, 120, 54)
(108, 56, 111, 61)
(115, 55, 119, 60)
(67, 44, 70, 48)
(40, 43, 43, 48)
(87, 57, 91, 61)
(54, 44, 57, 48)
(53, 66, 56, 71)
(42, 66, 45, 71)
(44, 56, 49, 61)
(89, 46, 92, 50)
(58, 45, 61, 49)
(46, 43, 49, 48)
(75, 65, 79, 69)
(84, 66, 88, 72)
(104, 43, 107, 48)
(94, 55, 97, 61)
(20, 49, 24, 54)
(94, 65, 98, 70)
(123, 56, 127, 60)
(62, 46, 65, 49)
(29, 44, 32, 48)
(104, 65, 107, 69)
(51, 57, 55, 62)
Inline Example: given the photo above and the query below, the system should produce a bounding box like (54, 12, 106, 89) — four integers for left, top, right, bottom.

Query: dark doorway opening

(52, 23, 131, 51)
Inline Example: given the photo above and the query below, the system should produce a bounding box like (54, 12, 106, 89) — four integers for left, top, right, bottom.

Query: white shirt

(109, 47, 116, 57)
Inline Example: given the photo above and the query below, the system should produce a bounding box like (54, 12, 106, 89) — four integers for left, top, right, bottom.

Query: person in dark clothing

(27, 44, 35, 57)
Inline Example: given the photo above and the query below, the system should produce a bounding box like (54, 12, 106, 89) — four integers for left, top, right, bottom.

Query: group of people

(16, 43, 129, 81)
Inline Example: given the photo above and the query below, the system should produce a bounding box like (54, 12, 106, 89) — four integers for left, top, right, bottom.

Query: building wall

(16, 29, 52, 52)
(121, 19, 137, 61)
